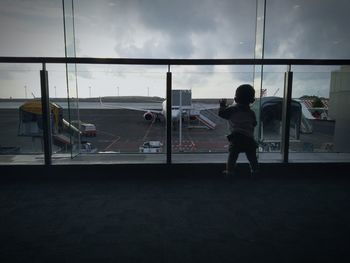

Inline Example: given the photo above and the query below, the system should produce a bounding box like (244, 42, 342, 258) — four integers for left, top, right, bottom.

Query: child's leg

(227, 148, 239, 174)
(245, 148, 259, 172)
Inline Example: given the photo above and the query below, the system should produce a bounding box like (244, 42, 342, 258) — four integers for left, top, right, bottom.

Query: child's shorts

(228, 132, 258, 153)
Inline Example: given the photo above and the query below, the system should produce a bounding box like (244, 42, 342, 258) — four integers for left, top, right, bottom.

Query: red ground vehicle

(71, 121, 97, 137)
(80, 123, 97, 137)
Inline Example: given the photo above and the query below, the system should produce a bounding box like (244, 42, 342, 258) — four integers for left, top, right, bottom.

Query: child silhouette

(219, 84, 259, 178)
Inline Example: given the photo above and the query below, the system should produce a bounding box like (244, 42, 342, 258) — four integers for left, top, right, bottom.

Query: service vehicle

(139, 141, 163, 153)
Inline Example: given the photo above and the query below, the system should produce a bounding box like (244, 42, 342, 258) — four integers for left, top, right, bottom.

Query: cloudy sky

(0, 0, 349, 99)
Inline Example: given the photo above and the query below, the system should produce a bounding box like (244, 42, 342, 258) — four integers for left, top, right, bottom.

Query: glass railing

(0, 58, 349, 165)
(171, 65, 255, 163)
(47, 64, 167, 164)
(289, 65, 350, 162)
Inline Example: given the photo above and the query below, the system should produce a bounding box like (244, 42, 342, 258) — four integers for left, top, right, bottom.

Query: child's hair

(234, 84, 255, 105)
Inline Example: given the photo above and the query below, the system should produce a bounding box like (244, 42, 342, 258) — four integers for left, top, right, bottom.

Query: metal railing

(1, 57, 350, 65)
(1, 56, 350, 165)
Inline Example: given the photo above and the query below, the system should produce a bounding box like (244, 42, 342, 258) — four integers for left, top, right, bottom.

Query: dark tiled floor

(1, 175, 350, 262)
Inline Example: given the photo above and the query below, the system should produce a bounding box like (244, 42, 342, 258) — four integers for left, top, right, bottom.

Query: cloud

(0, 0, 65, 57)
(0, 68, 13, 81)
(1, 0, 349, 98)
(264, 0, 350, 59)
(73, 0, 256, 59)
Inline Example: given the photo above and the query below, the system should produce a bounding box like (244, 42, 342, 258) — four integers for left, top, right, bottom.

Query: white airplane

(99, 97, 178, 121)
(99, 97, 217, 129)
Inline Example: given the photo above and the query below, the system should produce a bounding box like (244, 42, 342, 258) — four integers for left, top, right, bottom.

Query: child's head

(234, 84, 255, 105)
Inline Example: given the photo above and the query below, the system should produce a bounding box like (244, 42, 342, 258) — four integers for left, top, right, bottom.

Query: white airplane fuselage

(161, 100, 181, 121)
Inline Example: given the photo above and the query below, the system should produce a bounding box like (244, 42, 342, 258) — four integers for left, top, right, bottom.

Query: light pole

(24, 85, 28, 99)
(179, 90, 182, 151)
(89, 86, 92, 98)
(147, 87, 150, 97)
(117, 86, 119, 96)
(54, 86, 57, 98)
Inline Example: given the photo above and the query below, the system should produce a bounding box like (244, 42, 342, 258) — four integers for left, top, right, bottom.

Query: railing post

(40, 63, 52, 165)
(281, 65, 293, 163)
(166, 66, 172, 164)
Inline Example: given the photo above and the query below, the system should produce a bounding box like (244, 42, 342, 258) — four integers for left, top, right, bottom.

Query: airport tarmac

(78, 108, 227, 153)
(0, 106, 228, 154)
(0, 102, 347, 165)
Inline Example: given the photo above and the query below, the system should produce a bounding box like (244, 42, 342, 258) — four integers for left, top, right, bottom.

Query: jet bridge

(173, 90, 217, 129)
(251, 97, 303, 152)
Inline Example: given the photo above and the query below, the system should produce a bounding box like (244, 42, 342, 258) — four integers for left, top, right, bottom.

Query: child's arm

(218, 99, 234, 119)
(219, 98, 227, 109)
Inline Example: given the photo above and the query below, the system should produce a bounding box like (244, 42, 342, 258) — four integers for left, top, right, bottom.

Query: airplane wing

(99, 97, 163, 114)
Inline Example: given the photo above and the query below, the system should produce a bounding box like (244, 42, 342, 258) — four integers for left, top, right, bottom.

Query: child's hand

(219, 98, 227, 107)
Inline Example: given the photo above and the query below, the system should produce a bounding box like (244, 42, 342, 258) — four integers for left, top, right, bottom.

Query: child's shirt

(219, 103, 257, 138)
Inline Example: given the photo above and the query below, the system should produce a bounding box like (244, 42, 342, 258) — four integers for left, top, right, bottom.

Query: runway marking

(142, 118, 156, 141)
(172, 128, 197, 151)
(185, 130, 196, 149)
(104, 136, 121, 151)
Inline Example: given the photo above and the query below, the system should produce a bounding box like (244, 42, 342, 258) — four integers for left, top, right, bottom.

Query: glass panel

(65, 64, 80, 157)
(254, 0, 266, 60)
(51, 64, 167, 164)
(63, 0, 80, 157)
(171, 65, 260, 163)
(265, 0, 350, 59)
(47, 64, 72, 161)
(255, 66, 285, 162)
(289, 65, 350, 162)
(0, 1, 64, 57)
(0, 63, 44, 164)
(72, 0, 257, 59)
